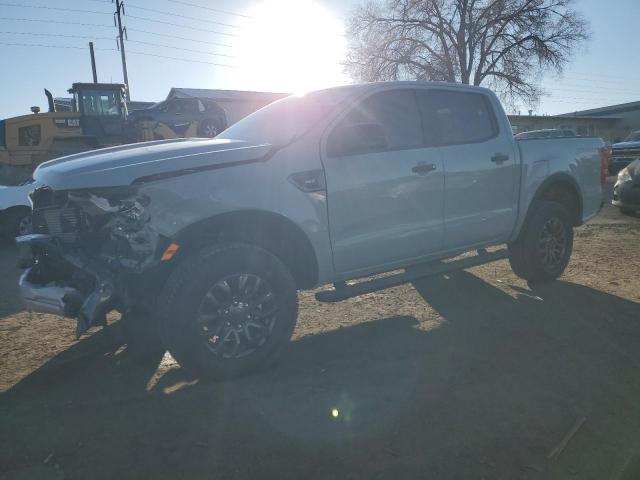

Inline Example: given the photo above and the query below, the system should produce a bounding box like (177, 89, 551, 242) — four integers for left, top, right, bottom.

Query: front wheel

(508, 201, 574, 283)
(159, 244, 298, 379)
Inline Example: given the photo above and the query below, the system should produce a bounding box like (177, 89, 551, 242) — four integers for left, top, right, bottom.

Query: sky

(0, 0, 638, 119)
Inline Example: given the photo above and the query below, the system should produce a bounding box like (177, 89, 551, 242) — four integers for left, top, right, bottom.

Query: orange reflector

(161, 243, 180, 261)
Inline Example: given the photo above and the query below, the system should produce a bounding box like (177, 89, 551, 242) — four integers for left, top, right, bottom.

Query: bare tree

(345, 0, 590, 105)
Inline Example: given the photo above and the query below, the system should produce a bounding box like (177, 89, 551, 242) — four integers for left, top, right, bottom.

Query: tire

(508, 201, 573, 283)
(198, 119, 221, 138)
(159, 243, 299, 379)
(7, 208, 32, 237)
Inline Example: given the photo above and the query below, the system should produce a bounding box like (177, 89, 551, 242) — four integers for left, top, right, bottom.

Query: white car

(0, 180, 34, 237)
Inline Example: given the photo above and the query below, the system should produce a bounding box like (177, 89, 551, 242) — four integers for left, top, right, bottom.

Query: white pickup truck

(0, 180, 34, 237)
(17, 81, 606, 378)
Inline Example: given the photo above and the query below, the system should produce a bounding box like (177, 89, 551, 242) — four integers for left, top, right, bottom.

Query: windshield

(217, 89, 349, 145)
(624, 131, 640, 142)
(81, 89, 122, 116)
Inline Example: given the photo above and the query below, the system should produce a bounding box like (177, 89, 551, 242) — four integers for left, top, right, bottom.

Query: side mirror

(328, 122, 388, 157)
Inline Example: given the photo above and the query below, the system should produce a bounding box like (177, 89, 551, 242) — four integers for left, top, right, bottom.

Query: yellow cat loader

(0, 83, 129, 184)
(0, 83, 204, 185)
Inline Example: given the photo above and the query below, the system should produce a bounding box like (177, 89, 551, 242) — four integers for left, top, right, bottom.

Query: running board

(315, 248, 508, 303)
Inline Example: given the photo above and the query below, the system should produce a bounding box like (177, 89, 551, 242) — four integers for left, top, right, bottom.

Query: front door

(322, 88, 445, 275)
(418, 89, 518, 250)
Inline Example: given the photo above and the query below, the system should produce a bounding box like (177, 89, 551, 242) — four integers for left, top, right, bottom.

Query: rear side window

(419, 90, 498, 146)
(176, 99, 198, 114)
(327, 89, 423, 156)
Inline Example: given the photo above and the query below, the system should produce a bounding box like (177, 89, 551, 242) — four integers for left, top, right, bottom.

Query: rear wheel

(160, 244, 298, 379)
(508, 201, 573, 283)
(198, 119, 221, 138)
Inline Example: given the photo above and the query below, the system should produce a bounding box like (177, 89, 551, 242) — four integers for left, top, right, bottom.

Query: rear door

(322, 88, 445, 274)
(170, 99, 198, 131)
(417, 89, 518, 250)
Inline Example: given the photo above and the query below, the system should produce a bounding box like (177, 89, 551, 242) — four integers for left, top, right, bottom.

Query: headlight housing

(618, 167, 632, 183)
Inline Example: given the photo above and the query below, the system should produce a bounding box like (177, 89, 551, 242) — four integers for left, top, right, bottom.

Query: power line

(542, 78, 640, 91)
(126, 39, 237, 58)
(125, 14, 241, 38)
(545, 87, 639, 97)
(559, 72, 640, 83)
(126, 50, 237, 67)
(165, 0, 253, 19)
(0, 41, 115, 51)
(125, 3, 244, 29)
(0, 17, 112, 28)
(0, 41, 238, 68)
(548, 95, 637, 102)
(0, 31, 114, 41)
(0, 30, 239, 58)
(0, 27, 237, 49)
(0, 2, 110, 15)
(127, 28, 234, 48)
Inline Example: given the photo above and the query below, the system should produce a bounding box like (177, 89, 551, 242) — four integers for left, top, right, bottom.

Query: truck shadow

(2, 273, 640, 479)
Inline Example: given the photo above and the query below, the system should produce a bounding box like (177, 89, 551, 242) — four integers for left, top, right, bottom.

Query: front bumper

(17, 234, 117, 337)
(612, 179, 640, 211)
(19, 268, 78, 316)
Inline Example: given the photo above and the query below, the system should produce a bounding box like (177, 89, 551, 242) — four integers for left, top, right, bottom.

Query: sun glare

(237, 0, 349, 95)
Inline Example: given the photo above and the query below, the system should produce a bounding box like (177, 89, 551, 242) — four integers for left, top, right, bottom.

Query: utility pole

(113, 0, 130, 100)
(89, 42, 98, 83)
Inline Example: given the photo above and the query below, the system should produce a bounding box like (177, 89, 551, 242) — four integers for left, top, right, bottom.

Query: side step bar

(315, 248, 508, 303)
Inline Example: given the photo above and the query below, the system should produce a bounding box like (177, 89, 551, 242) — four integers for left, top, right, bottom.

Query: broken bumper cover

(17, 234, 117, 337)
(19, 268, 77, 317)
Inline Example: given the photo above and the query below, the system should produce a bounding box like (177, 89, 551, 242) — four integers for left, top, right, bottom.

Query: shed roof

(167, 88, 289, 103)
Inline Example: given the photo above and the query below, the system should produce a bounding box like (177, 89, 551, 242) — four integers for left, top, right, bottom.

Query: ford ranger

(16, 82, 607, 378)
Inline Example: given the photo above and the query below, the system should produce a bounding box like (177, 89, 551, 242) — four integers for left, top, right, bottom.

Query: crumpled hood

(34, 138, 273, 190)
(612, 140, 640, 150)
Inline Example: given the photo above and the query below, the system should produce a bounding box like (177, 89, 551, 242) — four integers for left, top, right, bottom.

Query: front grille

(48, 208, 80, 243)
(34, 207, 81, 244)
(30, 185, 82, 244)
(611, 148, 640, 159)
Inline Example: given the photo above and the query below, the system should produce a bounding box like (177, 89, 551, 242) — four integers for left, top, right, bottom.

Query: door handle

(491, 153, 510, 164)
(412, 163, 437, 175)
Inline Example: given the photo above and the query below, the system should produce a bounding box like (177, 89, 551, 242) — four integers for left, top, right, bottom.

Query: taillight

(599, 147, 610, 186)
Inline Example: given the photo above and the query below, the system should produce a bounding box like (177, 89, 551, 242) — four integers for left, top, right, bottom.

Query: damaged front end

(18, 185, 173, 337)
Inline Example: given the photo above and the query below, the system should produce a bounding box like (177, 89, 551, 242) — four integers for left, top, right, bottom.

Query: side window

(18, 125, 41, 146)
(327, 89, 423, 157)
(419, 90, 497, 146)
(175, 99, 198, 114)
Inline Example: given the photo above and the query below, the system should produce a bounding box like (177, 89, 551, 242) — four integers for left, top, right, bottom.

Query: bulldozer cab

(69, 83, 127, 144)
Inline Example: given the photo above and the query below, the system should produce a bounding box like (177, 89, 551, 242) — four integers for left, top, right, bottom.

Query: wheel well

(0, 206, 30, 236)
(535, 177, 582, 226)
(173, 210, 319, 289)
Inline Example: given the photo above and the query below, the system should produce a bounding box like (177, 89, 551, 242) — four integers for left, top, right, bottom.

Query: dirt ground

(1, 178, 639, 480)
